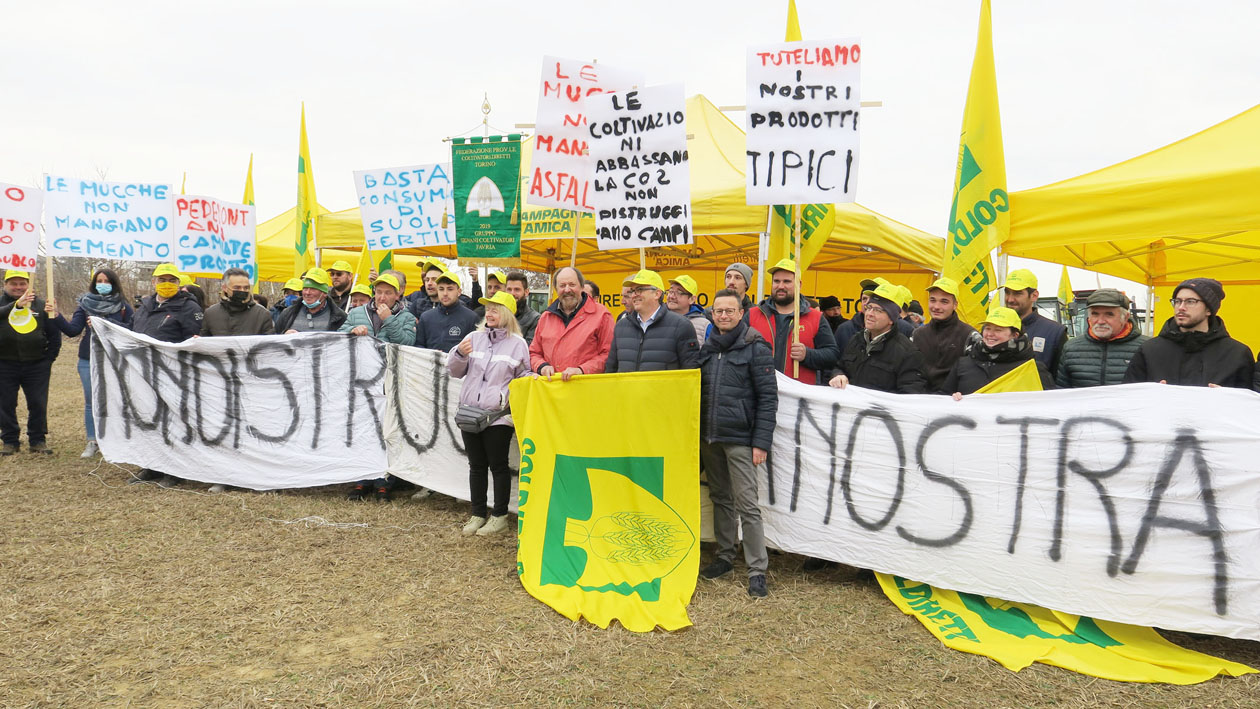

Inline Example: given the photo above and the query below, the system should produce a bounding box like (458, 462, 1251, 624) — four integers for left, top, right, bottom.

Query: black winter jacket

(838, 328, 926, 394)
(132, 291, 203, 343)
(1122, 316, 1254, 388)
(275, 299, 347, 334)
(912, 312, 977, 392)
(0, 293, 61, 363)
(605, 304, 699, 373)
(941, 335, 1055, 395)
(698, 322, 777, 450)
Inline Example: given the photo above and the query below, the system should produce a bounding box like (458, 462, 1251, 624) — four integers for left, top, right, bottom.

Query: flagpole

(570, 213, 580, 268)
(793, 204, 801, 379)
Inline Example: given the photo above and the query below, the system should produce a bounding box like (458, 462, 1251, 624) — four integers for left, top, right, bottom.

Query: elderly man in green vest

(1056, 288, 1148, 388)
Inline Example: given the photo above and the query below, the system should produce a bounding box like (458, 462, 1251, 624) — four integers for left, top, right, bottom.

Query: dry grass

(2, 354, 1259, 707)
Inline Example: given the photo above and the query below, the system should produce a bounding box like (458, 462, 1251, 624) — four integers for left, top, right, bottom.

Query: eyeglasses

(666, 288, 689, 297)
(1170, 298, 1202, 308)
(630, 286, 658, 294)
(712, 308, 740, 316)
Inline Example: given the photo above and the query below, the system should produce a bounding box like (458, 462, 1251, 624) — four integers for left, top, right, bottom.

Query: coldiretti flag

(943, 0, 1008, 326)
(242, 153, 255, 207)
(511, 369, 701, 632)
(1058, 264, 1074, 305)
(295, 104, 317, 278)
(877, 575, 1255, 683)
(881, 360, 1255, 683)
(767, 1, 837, 271)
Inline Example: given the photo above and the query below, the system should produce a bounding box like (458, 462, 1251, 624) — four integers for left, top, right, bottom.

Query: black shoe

(157, 474, 182, 488)
(129, 468, 161, 484)
(374, 486, 390, 502)
(802, 557, 837, 572)
(0, 443, 16, 456)
(748, 574, 768, 598)
(28, 442, 53, 455)
(346, 484, 369, 501)
(700, 559, 733, 580)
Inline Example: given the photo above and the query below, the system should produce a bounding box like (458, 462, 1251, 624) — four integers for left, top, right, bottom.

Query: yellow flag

(975, 358, 1043, 394)
(943, 0, 1008, 326)
(512, 370, 701, 633)
(242, 153, 255, 207)
(180, 172, 187, 195)
(766, 0, 836, 272)
(295, 104, 317, 278)
(877, 575, 1255, 683)
(1058, 265, 1073, 305)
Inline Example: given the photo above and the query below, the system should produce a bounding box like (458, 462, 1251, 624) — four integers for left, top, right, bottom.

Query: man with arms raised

(529, 266, 614, 380)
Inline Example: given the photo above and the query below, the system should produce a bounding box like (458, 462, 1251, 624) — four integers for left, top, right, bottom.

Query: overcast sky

(6, 0, 1258, 290)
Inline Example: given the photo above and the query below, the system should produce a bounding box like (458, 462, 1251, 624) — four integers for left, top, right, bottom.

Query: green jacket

(1055, 325, 1148, 388)
(339, 300, 416, 345)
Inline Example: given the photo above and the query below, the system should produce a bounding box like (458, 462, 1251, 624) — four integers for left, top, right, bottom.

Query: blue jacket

(1020, 310, 1068, 374)
(415, 301, 479, 352)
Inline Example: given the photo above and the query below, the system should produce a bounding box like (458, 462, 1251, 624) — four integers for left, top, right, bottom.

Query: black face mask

(229, 290, 251, 303)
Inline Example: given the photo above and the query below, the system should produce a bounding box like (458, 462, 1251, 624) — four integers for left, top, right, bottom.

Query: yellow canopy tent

(1005, 104, 1260, 350)
(258, 95, 945, 314)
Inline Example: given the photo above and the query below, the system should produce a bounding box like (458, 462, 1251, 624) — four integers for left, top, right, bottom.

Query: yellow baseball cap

(372, 273, 401, 293)
(178, 273, 194, 287)
(766, 257, 798, 276)
(927, 277, 960, 298)
(623, 269, 665, 291)
(479, 290, 518, 314)
(436, 269, 462, 289)
(981, 306, 1023, 331)
(7, 304, 36, 334)
(1003, 268, 1038, 292)
(327, 260, 354, 273)
(4, 269, 31, 281)
(894, 285, 913, 308)
(152, 263, 181, 278)
(668, 275, 699, 296)
(418, 256, 447, 272)
(862, 276, 891, 296)
(869, 283, 903, 305)
(350, 283, 373, 298)
(486, 269, 507, 285)
(283, 277, 304, 292)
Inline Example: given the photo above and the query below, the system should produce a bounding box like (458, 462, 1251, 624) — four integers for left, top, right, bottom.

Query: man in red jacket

(746, 258, 839, 385)
(528, 266, 615, 381)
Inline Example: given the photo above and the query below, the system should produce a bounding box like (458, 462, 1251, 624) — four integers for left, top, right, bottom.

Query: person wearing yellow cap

(271, 277, 305, 325)
(472, 270, 509, 318)
(910, 276, 978, 392)
(747, 258, 839, 386)
(828, 282, 926, 395)
(447, 289, 530, 534)
(665, 274, 711, 346)
(348, 283, 373, 310)
(276, 267, 348, 334)
(407, 258, 480, 317)
(606, 269, 699, 373)
(942, 306, 1054, 398)
(414, 269, 478, 352)
(325, 259, 356, 311)
(0, 269, 63, 456)
(127, 264, 205, 485)
(1002, 268, 1068, 374)
(340, 273, 417, 345)
(46, 267, 135, 458)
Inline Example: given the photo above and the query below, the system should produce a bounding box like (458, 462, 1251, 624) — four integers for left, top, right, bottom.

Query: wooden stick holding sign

(792, 205, 801, 379)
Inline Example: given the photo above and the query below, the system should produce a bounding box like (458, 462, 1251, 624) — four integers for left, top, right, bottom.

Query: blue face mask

(283, 294, 299, 307)
(302, 298, 322, 310)
(95, 283, 113, 295)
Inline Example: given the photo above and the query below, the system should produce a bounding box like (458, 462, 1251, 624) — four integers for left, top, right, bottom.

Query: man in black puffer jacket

(1123, 278, 1253, 388)
(697, 290, 776, 598)
(605, 270, 698, 373)
(942, 307, 1054, 396)
(829, 283, 926, 394)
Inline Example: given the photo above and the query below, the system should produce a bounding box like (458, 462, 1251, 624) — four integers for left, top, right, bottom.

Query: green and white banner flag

(451, 136, 522, 265)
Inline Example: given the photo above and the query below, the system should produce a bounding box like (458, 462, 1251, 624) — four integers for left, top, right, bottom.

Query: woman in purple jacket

(447, 291, 531, 536)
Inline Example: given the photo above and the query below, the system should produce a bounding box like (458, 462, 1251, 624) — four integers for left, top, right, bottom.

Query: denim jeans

(77, 358, 95, 441)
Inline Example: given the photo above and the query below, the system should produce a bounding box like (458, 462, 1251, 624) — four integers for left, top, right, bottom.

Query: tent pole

(1145, 283, 1155, 336)
(570, 213, 580, 268)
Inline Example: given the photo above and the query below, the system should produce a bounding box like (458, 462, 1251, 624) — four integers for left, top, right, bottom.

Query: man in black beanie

(1122, 277, 1254, 388)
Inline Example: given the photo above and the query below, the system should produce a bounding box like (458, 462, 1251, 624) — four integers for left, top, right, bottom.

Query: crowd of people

(2, 260, 1258, 597)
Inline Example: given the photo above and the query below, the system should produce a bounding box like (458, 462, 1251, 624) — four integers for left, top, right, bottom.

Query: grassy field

(2, 353, 1259, 707)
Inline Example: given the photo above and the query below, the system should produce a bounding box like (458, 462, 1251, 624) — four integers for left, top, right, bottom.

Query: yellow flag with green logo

(242, 153, 255, 207)
(877, 575, 1255, 683)
(295, 103, 317, 278)
(943, 0, 1008, 326)
(975, 358, 1043, 394)
(512, 369, 700, 632)
(766, 1, 836, 272)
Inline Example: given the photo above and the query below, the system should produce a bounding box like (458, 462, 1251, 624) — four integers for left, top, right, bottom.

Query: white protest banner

(0, 183, 42, 271)
(745, 39, 861, 205)
(587, 84, 692, 251)
(91, 320, 389, 489)
(42, 175, 174, 260)
(528, 56, 642, 212)
(766, 375, 1260, 641)
(353, 164, 455, 251)
(171, 195, 256, 280)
